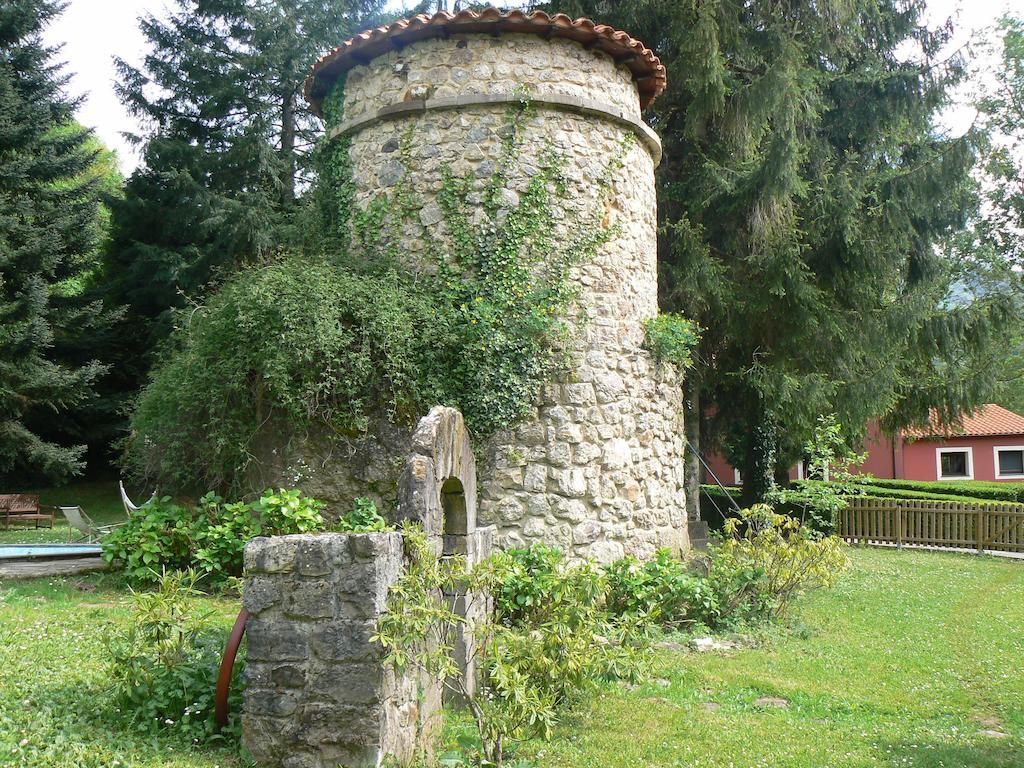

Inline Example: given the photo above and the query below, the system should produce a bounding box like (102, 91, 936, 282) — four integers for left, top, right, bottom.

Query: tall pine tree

(0, 0, 110, 483)
(103, 0, 384, 356)
(554, 0, 1007, 506)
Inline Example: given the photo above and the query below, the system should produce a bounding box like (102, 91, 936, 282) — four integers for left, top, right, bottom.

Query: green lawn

(2, 546, 1022, 767)
(513, 547, 1024, 767)
(0, 479, 129, 544)
(0, 572, 243, 768)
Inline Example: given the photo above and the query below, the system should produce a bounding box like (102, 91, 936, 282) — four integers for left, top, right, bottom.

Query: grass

(507, 547, 1024, 768)
(0, 479, 130, 544)
(0, 572, 243, 768)
(2, 543, 1022, 767)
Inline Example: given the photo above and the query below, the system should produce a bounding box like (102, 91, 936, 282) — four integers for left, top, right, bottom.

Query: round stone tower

(305, 8, 688, 560)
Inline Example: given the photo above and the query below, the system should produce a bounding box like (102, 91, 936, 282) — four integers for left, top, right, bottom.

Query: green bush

(104, 570, 244, 743)
(704, 505, 848, 622)
(604, 549, 719, 627)
(376, 528, 646, 768)
(103, 488, 328, 585)
(336, 496, 388, 532)
(101, 497, 198, 583)
(643, 313, 700, 370)
(486, 543, 598, 627)
(126, 260, 451, 493)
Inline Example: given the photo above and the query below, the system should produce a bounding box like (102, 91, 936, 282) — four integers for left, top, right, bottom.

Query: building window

(994, 446, 1024, 479)
(936, 447, 973, 480)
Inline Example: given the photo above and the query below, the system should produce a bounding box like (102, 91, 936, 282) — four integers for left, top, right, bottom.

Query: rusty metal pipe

(215, 607, 249, 729)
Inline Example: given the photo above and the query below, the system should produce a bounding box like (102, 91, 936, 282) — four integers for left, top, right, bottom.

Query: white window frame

(993, 445, 1024, 480)
(733, 468, 742, 484)
(936, 446, 974, 480)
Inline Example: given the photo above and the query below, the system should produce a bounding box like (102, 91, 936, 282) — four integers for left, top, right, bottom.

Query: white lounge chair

(119, 480, 156, 517)
(59, 506, 124, 543)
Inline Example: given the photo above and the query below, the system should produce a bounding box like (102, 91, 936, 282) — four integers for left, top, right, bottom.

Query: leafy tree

(0, 0, 113, 483)
(555, 0, 1006, 505)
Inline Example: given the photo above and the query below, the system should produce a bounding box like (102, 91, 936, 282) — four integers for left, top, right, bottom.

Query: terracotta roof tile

(303, 8, 667, 117)
(903, 404, 1024, 439)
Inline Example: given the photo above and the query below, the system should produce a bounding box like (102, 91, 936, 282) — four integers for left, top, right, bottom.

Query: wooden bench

(0, 494, 52, 530)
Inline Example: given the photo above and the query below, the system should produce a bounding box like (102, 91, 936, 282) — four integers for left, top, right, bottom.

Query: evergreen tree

(555, 0, 1006, 505)
(103, 0, 384, 362)
(945, 15, 1024, 416)
(0, 0, 110, 483)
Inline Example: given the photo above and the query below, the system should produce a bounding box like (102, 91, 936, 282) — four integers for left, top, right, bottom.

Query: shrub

(705, 505, 848, 622)
(604, 549, 719, 627)
(643, 313, 700, 370)
(376, 529, 646, 768)
(103, 488, 328, 585)
(486, 543, 599, 626)
(336, 496, 389, 532)
(251, 488, 327, 533)
(125, 260, 451, 494)
(848, 476, 1024, 503)
(101, 497, 198, 583)
(104, 570, 244, 742)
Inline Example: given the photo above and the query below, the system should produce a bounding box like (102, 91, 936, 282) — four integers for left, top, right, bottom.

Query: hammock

(119, 480, 156, 517)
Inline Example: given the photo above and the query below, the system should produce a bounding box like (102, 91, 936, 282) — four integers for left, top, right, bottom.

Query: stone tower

(304, 8, 688, 561)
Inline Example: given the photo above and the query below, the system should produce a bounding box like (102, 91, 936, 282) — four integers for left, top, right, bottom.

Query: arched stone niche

(397, 405, 477, 541)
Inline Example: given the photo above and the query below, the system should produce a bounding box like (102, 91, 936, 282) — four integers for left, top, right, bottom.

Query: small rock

(702, 702, 722, 712)
(690, 637, 716, 652)
(754, 696, 789, 709)
(655, 641, 686, 653)
(655, 678, 671, 687)
(978, 730, 1009, 739)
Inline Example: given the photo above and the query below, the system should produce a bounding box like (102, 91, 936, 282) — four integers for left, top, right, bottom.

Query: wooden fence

(839, 497, 1024, 554)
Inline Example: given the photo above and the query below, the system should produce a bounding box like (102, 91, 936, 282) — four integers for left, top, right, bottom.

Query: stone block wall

(243, 533, 440, 768)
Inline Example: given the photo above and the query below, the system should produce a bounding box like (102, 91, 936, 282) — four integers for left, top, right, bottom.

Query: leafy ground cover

(0, 479, 128, 544)
(0, 572, 243, 768)
(504, 547, 1024, 768)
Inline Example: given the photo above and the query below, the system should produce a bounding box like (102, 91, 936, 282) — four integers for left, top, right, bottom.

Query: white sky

(44, 0, 1018, 174)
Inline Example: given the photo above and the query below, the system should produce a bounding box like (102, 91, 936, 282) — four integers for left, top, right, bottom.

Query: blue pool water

(0, 544, 102, 560)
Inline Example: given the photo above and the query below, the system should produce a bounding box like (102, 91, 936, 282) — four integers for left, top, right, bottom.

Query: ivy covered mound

(125, 252, 565, 495)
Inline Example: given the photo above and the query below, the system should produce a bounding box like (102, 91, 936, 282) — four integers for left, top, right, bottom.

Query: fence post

(896, 503, 903, 550)
(976, 506, 985, 555)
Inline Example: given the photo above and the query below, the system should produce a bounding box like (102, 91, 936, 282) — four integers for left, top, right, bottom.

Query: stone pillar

(304, 9, 688, 561)
(396, 405, 494, 700)
(242, 533, 440, 768)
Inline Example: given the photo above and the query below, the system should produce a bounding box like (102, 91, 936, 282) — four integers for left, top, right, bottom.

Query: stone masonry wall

(243, 533, 440, 768)
(331, 31, 689, 561)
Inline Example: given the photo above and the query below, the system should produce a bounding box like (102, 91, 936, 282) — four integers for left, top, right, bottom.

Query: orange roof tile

(903, 404, 1024, 439)
(303, 8, 667, 117)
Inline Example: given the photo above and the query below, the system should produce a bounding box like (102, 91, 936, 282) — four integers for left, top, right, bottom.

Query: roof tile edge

(303, 8, 667, 116)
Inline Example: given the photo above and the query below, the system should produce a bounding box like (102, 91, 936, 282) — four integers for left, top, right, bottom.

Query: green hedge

(699, 481, 1022, 532)
(846, 477, 1024, 503)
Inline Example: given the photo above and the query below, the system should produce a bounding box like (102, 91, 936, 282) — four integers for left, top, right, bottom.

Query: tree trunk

(741, 405, 777, 507)
(280, 86, 296, 207)
(683, 380, 701, 522)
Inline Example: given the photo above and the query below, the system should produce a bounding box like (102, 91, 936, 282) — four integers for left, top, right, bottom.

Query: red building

(703, 404, 1024, 484)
